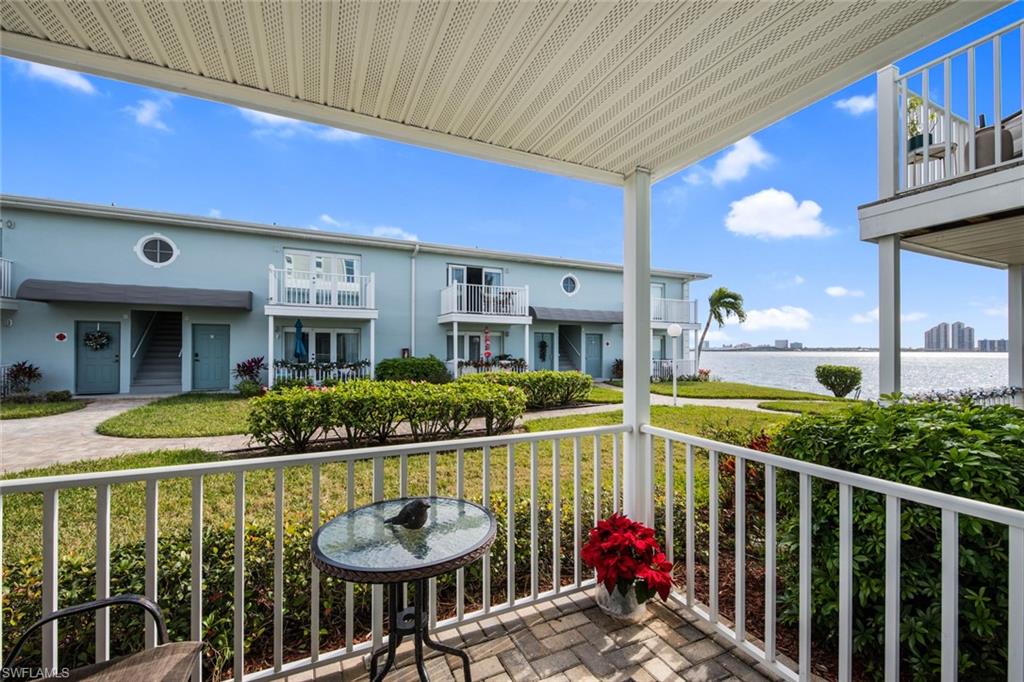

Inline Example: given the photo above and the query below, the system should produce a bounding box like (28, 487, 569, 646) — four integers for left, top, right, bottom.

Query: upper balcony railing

(268, 267, 375, 310)
(0, 257, 12, 298)
(440, 283, 529, 317)
(881, 20, 1023, 195)
(651, 297, 697, 324)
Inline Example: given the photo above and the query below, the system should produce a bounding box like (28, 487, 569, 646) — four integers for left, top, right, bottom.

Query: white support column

(580, 326, 587, 376)
(1010, 264, 1023, 406)
(267, 316, 275, 387)
(524, 324, 531, 369)
(623, 167, 652, 526)
(878, 235, 901, 396)
(452, 320, 459, 378)
(877, 66, 899, 199)
(369, 319, 376, 379)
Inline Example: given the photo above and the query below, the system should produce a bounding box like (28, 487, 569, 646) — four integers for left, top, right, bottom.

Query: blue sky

(1, 5, 1020, 348)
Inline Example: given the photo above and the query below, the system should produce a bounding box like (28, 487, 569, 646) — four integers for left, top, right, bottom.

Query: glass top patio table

(311, 497, 496, 584)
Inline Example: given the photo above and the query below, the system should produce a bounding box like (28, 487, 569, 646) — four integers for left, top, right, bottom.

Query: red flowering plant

(581, 513, 674, 603)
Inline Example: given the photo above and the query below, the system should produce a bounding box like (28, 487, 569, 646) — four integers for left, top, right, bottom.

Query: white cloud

(983, 305, 1008, 317)
(725, 189, 834, 240)
(20, 61, 96, 94)
(238, 107, 364, 143)
(710, 136, 771, 186)
(371, 226, 419, 241)
(123, 98, 171, 131)
(319, 213, 342, 227)
(704, 329, 731, 342)
(728, 306, 813, 331)
(208, 208, 222, 218)
(825, 286, 864, 298)
(682, 170, 705, 186)
(835, 94, 876, 116)
(850, 307, 927, 323)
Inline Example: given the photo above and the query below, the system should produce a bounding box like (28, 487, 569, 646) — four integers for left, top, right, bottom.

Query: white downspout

(410, 243, 420, 356)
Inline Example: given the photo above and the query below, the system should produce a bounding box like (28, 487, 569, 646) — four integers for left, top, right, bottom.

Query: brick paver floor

(287, 591, 785, 681)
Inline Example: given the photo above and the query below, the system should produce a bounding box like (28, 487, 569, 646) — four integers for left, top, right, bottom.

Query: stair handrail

(131, 315, 159, 359)
(560, 334, 582, 361)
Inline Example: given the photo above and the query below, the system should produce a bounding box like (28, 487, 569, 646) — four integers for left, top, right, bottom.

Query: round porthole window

(135, 233, 178, 268)
(560, 274, 579, 296)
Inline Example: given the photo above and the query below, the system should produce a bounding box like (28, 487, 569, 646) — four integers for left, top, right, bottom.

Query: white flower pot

(595, 582, 647, 622)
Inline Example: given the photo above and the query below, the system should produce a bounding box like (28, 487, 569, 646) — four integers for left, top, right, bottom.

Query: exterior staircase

(133, 312, 182, 393)
(558, 351, 575, 371)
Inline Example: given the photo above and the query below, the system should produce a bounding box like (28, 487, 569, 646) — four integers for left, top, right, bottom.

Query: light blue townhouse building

(0, 195, 706, 395)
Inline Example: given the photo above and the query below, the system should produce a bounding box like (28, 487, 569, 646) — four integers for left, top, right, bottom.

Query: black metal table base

(369, 579, 472, 682)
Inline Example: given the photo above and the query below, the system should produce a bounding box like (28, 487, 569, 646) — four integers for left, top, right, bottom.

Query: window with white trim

(135, 233, 178, 268)
(560, 274, 579, 296)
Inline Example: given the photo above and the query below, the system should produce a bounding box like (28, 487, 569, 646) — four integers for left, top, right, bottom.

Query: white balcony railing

(882, 19, 1023, 194)
(0, 257, 12, 298)
(651, 358, 696, 380)
(1, 423, 1023, 681)
(651, 297, 696, 324)
(440, 283, 529, 317)
(273, 360, 372, 385)
(268, 267, 375, 310)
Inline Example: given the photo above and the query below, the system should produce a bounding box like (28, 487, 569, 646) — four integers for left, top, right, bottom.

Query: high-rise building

(951, 321, 975, 350)
(790, 342, 804, 349)
(774, 339, 789, 349)
(978, 339, 1008, 352)
(924, 322, 950, 350)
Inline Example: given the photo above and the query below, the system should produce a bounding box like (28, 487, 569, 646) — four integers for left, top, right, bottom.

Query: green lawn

(3, 404, 789, 561)
(758, 400, 856, 415)
(95, 393, 252, 437)
(0, 400, 88, 420)
(649, 380, 833, 400)
(586, 386, 623, 403)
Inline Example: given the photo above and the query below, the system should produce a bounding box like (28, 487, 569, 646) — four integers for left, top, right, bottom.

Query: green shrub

(375, 356, 450, 384)
(4, 361, 42, 394)
(247, 387, 333, 452)
(235, 380, 262, 398)
(460, 383, 527, 436)
(814, 364, 861, 397)
(458, 371, 592, 409)
(773, 401, 1024, 679)
(44, 390, 73, 402)
(270, 377, 311, 391)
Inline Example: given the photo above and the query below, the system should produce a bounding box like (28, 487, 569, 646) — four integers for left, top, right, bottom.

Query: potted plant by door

(906, 94, 937, 152)
(581, 513, 674, 621)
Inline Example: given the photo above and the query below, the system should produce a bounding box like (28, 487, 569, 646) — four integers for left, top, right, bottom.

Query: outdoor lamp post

(667, 323, 683, 407)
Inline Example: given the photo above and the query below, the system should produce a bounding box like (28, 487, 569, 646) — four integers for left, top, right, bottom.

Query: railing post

(267, 315, 275, 388)
(623, 167, 652, 526)
(878, 235, 901, 396)
(268, 265, 276, 304)
(878, 65, 899, 198)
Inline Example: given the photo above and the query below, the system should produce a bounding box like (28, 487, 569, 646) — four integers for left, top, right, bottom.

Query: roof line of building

(0, 194, 710, 282)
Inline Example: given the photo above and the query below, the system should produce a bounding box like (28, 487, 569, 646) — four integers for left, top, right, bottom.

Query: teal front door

(585, 333, 603, 377)
(76, 322, 121, 394)
(193, 324, 230, 390)
(534, 332, 554, 370)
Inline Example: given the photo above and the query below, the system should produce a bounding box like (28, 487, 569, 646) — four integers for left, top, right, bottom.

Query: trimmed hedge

(247, 381, 527, 452)
(374, 356, 450, 384)
(773, 401, 1024, 679)
(457, 371, 592, 409)
(814, 364, 861, 398)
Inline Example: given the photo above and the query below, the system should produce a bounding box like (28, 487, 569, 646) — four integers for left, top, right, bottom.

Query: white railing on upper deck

(0, 425, 628, 682)
(440, 283, 529, 317)
(268, 267, 375, 310)
(651, 297, 696, 324)
(0, 258, 12, 298)
(882, 20, 1023, 194)
(642, 425, 1024, 682)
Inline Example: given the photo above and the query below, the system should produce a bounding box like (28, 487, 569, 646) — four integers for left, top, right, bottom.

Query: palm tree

(695, 287, 747, 370)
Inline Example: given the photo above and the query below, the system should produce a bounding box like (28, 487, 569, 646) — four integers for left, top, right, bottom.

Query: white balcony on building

(265, 266, 378, 320)
(651, 297, 699, 330)
(438, 283, 532, 325)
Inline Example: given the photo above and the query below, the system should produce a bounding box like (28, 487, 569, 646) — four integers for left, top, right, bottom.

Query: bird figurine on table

(384, 499, 431, 530)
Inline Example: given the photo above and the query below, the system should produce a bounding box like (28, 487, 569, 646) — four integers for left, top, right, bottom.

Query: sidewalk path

(0, 391, 767, 473)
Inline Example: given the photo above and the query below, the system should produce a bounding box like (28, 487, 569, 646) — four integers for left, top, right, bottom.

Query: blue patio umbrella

(293, 319, 307, 360)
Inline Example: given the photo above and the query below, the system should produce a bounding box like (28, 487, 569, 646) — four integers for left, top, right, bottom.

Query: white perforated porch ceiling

(0, 1, 1006, 184)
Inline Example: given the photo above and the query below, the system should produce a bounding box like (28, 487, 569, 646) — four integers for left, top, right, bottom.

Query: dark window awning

(529, 306, 622, 324)
(16, 279, 253, 311)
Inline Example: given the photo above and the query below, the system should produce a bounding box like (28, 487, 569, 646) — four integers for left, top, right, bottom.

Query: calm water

(698, 351, 1009, 399)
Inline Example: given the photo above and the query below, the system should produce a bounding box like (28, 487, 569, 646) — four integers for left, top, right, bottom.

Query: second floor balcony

(0, 257, 12, 299)
(651, 297, 698, 327)
(439, 282, 531, 322)
(266, 266, 377, 319)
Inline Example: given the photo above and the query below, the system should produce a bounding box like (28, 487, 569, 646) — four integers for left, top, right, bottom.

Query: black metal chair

(2, 595, 203, 681)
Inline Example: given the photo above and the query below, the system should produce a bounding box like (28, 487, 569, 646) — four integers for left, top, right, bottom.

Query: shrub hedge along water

(247, 381, 527, 452)
(814, 364, 862, 398)
(773, 401, 1024, 679)
(457, 370, 592, 409)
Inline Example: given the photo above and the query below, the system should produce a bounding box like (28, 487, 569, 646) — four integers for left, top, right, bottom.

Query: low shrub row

(374, 356, 450, 384)
(247, 380, 527, 452)
(1, 390, 74, 404)
(457, 370, 591, 409)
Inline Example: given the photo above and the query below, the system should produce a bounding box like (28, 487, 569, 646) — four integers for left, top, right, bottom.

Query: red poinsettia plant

(581, 513, 674, 603)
